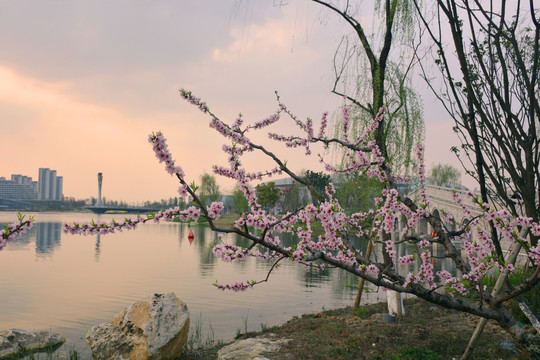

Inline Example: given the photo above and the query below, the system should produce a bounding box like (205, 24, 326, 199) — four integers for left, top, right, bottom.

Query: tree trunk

(499, 318, 540, 359)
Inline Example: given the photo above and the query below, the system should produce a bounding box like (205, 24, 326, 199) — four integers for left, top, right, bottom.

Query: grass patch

(180, 298, 530, 360)
(482, 268, 540, 326)
(183, 312, 222, 358)
(377, 347, 442, 360)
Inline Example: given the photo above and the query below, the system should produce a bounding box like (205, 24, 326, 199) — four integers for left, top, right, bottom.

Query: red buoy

(188, 229, 195, 245)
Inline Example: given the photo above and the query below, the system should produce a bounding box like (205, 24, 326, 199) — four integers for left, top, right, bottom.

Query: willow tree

(199, 173, 221, 207)
(317, 0, 424, 175)
(429, 163, 461, 186)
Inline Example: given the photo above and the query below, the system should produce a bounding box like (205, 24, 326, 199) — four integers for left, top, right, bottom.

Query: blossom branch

(0, 213, 35, 250)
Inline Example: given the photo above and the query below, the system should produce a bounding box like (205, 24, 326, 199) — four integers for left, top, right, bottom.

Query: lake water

(0, 211, 390, 358)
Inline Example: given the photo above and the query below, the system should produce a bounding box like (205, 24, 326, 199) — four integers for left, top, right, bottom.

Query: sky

(0, 0, 468, 203)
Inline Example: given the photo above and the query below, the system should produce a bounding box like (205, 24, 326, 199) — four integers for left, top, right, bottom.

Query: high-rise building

(39, 168, 50, 200)
(56, 176, 63, 201)
(38, 168, 63, 200)
(11, 174, 33, 185)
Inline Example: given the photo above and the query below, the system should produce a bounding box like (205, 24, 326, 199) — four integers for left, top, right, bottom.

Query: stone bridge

(397, 184, 528, 265)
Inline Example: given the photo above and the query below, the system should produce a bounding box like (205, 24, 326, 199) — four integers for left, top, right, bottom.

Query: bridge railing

(424, 184, 482, 214)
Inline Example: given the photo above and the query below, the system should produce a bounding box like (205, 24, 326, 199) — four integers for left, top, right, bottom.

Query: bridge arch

(430, 208, 442, 236)
(417, 216, 428, 235)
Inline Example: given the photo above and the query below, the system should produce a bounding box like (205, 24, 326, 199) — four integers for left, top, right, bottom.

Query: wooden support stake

(461, 239, 524, 360)
(353, 239, 373, 311)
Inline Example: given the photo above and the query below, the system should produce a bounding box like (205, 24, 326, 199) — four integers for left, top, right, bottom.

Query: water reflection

(193, 227, 218, 276)
(2, 217, 459, 280)
(177, 222, 186, 247)
(0, 212, 462, 359)
(35, 222, 62, 256)
(95, 234, 101, 262)
(6, 222, 62, 257)
(301, 266, 332, 287)
(36, 222, 62, 256)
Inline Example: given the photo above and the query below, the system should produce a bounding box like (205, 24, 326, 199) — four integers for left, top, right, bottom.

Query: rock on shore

(0, 329, 65, 359)
(217, 334, 291, 360)
(87, 293, 190, 360)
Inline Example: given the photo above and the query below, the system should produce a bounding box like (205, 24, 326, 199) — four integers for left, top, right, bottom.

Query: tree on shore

(429, 163, 461, 186)
(199, 173, 221, 207)
(255, 182, 280, 212)
(280, 180, 301, 213)
(143, 197, 186, 209)
(304, 170, 331, 205)
(334, 173, 384, 214)
(233, 184, 250, 214)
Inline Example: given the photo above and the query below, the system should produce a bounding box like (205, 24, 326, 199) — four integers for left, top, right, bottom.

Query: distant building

(38, 168, 63, 200)
(0, 175, 38, 200)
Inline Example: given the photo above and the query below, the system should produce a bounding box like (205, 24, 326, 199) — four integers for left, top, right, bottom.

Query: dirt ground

(184, 298, 536, 360)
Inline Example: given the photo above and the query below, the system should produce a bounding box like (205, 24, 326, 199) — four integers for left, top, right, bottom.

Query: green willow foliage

(199, 173, 221, 207)
(331, 0, 424, 176)
(429, 163, 461, 186)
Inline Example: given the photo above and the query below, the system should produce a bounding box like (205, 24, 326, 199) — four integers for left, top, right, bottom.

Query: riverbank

(182, 298, 532, 360)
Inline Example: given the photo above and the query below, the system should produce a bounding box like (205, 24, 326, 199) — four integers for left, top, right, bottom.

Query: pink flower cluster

(268, 133, 308, 149)
(415, 251, 435, 285)
(63, 216, 146, 235)
(451, 191, 472, 218)
(382, 189, 398, 233)
(353, 107, 385, 146)
(179, 89, 209, 113)
(415, 143, 430, 206)
(0, 218, 34, 249)
(148, 132, 185, 179)
(370, 145, 386, 167)
(210, 117, 250, 145)
(529, 244, 540, 265)
(267, 100, 342, 157)
(365, 264, 379, 275)
(436, 270, 468, 296)
(341, 105, 350, 142)
(213, 243, 250, 263)
(318, 111, 328, 138)
(64, 204, 211, 236)
(253, 114, 280, 129)
(207, 202, 225, 219)
(399, 254, 414, 266)
(178, 184, 189, 198)
(214, 281, 254, 292)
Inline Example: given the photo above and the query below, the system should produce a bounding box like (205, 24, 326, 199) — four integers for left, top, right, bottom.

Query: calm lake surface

(0, 211, 390, 358)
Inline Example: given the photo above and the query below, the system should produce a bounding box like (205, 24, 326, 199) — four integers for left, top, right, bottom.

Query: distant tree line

(231, 172, 383, 216)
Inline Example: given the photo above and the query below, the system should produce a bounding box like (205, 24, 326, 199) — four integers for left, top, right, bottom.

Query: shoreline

(182, 298, 531, 360)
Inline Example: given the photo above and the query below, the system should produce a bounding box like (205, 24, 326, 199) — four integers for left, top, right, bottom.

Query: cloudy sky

(0, 1, 464, 203)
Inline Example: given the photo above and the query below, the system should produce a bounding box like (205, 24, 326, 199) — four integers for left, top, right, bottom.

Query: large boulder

(87, 293, 189, 360)
(0, 329, 65, 359)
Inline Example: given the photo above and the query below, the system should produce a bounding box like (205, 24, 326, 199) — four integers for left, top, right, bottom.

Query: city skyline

(0, 168, 63, 201)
